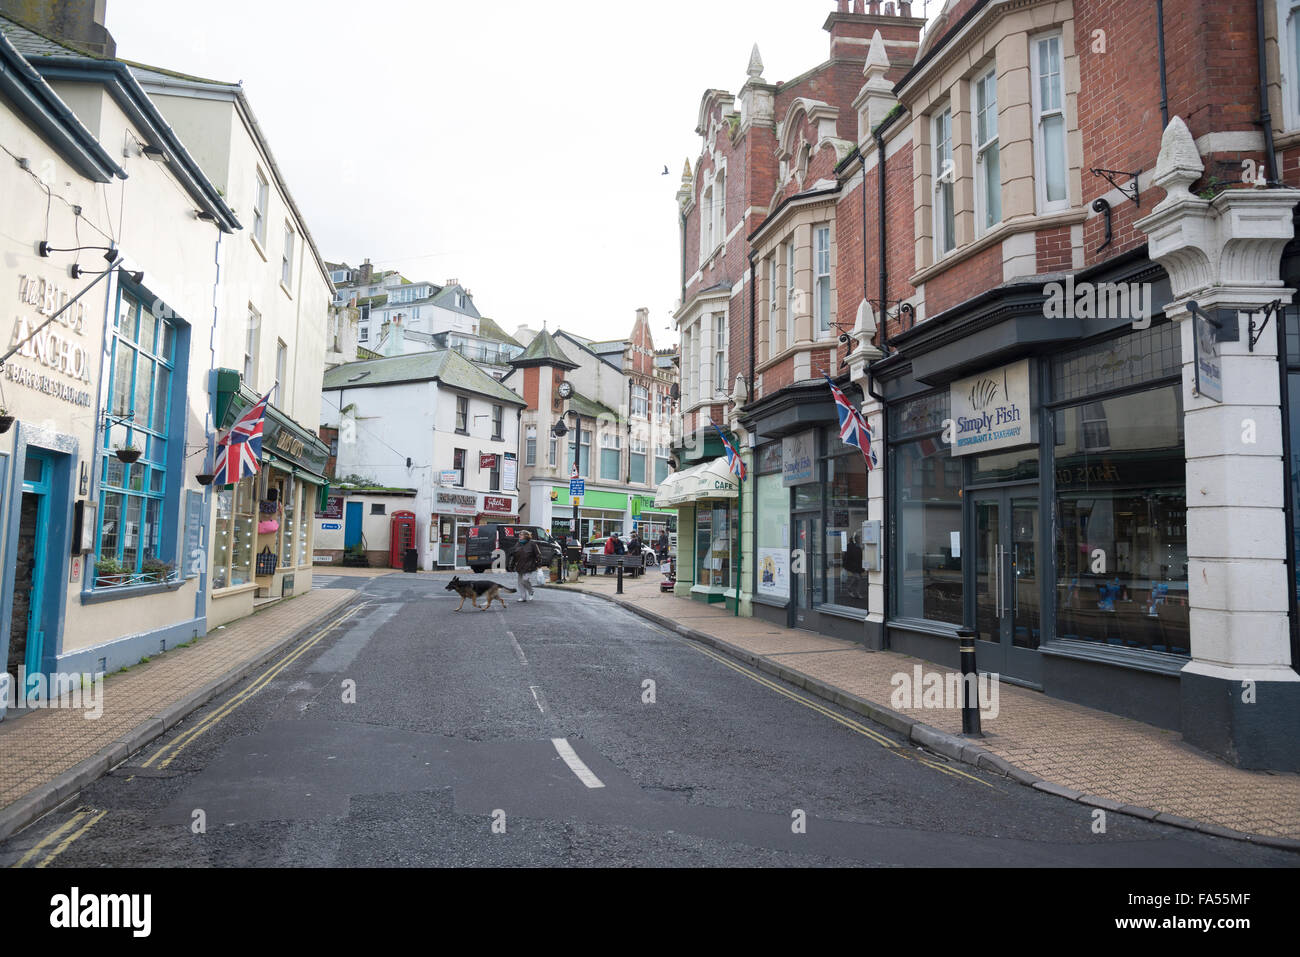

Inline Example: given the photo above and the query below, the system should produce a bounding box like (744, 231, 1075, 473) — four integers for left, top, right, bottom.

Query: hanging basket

(255, 546, 278, 577)
(0, 415, 13, 435)
(115, 447, 141, 464)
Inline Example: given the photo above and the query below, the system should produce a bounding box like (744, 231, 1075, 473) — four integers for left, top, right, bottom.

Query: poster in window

(757, 547, 789, 598)
(502, 452, 517, 491)
(1192, 307, 1222, 403)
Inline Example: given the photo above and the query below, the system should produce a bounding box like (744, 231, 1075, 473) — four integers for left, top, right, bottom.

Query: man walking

(514, 530, 541, 602)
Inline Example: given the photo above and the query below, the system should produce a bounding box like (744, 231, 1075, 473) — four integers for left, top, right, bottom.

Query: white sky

(106, 1, 937, 347)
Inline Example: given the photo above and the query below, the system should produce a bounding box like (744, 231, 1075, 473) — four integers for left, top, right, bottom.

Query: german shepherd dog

(445, 576, 516, 611)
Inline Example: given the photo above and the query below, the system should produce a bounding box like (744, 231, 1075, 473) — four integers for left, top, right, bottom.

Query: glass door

(8, 453, 51, 701)
(790, 513, 821, 628)
(969, 488, 1042, 683)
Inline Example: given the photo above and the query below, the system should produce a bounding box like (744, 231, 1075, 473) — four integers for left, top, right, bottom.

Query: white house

(320, 350, 525, 569)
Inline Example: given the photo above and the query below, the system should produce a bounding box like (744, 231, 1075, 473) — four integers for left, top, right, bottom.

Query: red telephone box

(390, 511, 417, 569)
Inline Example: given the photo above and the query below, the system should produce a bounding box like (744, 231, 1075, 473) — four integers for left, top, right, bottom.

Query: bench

(589, 554, 646, 577)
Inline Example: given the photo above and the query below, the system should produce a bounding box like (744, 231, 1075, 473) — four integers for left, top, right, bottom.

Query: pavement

(0, 587, 356, 841)
(549, 568, 1300, 848)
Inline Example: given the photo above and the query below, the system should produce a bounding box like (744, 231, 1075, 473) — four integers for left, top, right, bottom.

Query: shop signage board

(435, 490, 478, 516)
(316, 493, 344, 520)
(782, 431, 816, 486)
(7, 274, 95, 406)
(439, 469, 459, 487)
(1192, 308, 1223, 403)
(483, 495, 513, 513)
(480, 452, 498, 470)
(949, 359, 1034, 456)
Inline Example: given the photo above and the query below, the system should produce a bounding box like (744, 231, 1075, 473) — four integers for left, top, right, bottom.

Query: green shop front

(548, 486, 628, 543)
(209, 370, 330, 628)
(629, 493, 675, 543)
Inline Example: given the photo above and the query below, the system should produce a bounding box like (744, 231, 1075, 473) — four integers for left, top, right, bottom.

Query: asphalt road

(3, 572, 1297, 867)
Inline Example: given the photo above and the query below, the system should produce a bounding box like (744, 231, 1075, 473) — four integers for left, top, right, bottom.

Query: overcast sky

(107, 1, 936, 346)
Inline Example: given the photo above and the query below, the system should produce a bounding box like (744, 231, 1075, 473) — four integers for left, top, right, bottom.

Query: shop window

(755, 470, 790, 601)
(212, 476, 256, 589)
(281, 480, 296, 566)
(695, 503, 734, 590)
(891, 391, 962, 624)
(1053, 384, 1188, 656)
(95, 294, 177, 584)
(297, 488, 313, 567)
(1052, 322, 1181, 402)
(823, 451, 869, 611)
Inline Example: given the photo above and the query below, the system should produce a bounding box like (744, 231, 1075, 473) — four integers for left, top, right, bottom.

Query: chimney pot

(868, 1, 880, 13)
(852, 0, 864, 12)
(838, 0, 848, 11)
(899, 0, 912, 13)
(883, 1, 895, 14)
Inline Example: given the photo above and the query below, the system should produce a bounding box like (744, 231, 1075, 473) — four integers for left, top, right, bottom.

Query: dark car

(465, 524, 561, 573)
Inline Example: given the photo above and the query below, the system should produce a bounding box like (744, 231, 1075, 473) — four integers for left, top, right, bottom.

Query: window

(654, 445, 671, 485)
(700, 184, 714, 264)
(815, 226, 831, 334)
(823, 448, 869, 611)
(492, 404, 503, 439)
(371, 502, 386, 515)
(784, 240, 796, 349)
(526, 426, 537, 466)
(713, 169, 726, 249)
(714, 314, 727, 394)
(549, 435, 557, 467)
(1033, 33, 1067, 210)
(570, 428, 591, 477)
(600, 433, 621, 481)
(253, 168, 268, 247)
(211, 477, 256, 589)
(359, 325, 369, 342)
(489, 456, 500, 492)
(281, 223, 295, 288)
(932, 107, 955, 256)
(96, 293, 177, 583)
(281, 479, 296, 566)
(1282, 1, 1300, 129)
(244, 306, 259, 386)
(274, 340, 287, 402)
(890, 390, 962, 624)
(454, 448, 466, 486)
(456, 395, 469, 433)
(975, 67, 1001, 232)
(631, 385, 648, 418)
(629, 437, 647, 484)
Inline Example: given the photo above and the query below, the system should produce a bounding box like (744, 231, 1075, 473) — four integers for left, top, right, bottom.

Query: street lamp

(551, 380, 582, 573)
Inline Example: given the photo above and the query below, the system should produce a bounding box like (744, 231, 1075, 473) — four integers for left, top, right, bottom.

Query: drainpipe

(874, 126, 890, 352)
(1156, 0, 1169, 129)
(870, 125, 892, 640)
(1258, 0, 1280, 183)
(1277, 289, 1300, 674)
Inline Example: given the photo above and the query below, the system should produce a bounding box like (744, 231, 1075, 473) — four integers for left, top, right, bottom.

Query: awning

(654, 457, 738, 507)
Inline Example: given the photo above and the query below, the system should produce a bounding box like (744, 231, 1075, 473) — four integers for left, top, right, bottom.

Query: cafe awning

(653, 457, 738, 507)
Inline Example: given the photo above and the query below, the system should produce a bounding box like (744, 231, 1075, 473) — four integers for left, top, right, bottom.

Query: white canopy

(653, 457, 738, 507)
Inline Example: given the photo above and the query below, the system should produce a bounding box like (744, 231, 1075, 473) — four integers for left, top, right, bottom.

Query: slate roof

(322, 349, 525, 406)
(476, 316, 522, 347)
(568, 391, 617, 419)
(510, 328, 579, 369)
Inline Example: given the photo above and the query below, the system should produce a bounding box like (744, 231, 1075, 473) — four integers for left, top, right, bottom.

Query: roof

(0, 27, 125, 182)
(322, 349, 526, 406)
(475, 316, 522, 347)
(568, 390, 617, 419)
(510, 328, 579, 370)
(1, 14, 239, 232)
(554, 330, 622, 373)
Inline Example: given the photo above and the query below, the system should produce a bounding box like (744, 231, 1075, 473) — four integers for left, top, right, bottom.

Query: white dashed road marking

(529, 685, 547, 713)
(507, 630, 528, 666)
(551, 737, 605, 789)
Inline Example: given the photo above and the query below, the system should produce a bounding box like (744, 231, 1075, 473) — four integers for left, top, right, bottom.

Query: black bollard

(616, 559, 624, 594)
(957, 628, 981, 735)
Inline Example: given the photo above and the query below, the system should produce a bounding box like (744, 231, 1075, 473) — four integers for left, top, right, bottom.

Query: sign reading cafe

(7, 275, 94, 406)
(949, 359, 1034, 456)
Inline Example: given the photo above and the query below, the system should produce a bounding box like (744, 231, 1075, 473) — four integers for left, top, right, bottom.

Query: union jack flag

(213, 392, 271, 486)
(824, 374, 878, 471)
(711, 422, 746, 481)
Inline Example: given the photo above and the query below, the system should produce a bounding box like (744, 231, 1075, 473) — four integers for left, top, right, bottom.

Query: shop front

(547, 487, 628, 544)
(654, 458, 738, 606)
(629, 493, 675, 543)
(875, 259, 1192, 728)
(433, 488, 479, 568)
(209, 372, 329, 627)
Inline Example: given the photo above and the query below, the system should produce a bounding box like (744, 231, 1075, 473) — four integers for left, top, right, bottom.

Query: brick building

(664, 0, 1300, 770)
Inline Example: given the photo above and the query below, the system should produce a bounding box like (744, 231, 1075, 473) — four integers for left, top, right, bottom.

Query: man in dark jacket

(514, 530, 541, 602)
(657, 530, 669, 560)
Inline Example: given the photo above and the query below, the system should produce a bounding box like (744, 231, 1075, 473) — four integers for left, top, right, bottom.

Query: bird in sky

(662, 165, 670, 175)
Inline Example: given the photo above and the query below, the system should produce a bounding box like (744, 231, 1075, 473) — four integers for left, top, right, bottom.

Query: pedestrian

(657, 529, 669, 561)
(514, 530, 541, 602)
(844, 533, 864, 599)
(604, 530, 618, 574)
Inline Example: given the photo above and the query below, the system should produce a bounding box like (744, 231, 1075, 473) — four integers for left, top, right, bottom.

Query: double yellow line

(675, 637, 995, 788)
(11, 807, 108, 868)
(139, 601, 368, 771)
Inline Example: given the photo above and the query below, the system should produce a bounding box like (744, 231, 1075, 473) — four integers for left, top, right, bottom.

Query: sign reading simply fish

(948, 359, 1035, 456)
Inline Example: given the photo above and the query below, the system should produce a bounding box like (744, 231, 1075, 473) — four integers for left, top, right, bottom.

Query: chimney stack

(0, 0, 116, 56)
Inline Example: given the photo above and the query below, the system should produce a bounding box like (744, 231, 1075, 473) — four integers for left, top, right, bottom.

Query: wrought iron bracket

(1250, 299, 1284, 352)
(1089, 168, 1141, 207)
(1091, 198, 1113, 253)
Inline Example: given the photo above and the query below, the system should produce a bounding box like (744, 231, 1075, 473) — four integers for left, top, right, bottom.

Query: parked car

(577, 537, 658, 572)
(465, 524, 562, 573)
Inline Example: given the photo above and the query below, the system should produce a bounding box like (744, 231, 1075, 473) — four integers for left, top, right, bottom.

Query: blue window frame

(95, 292, 176, 581)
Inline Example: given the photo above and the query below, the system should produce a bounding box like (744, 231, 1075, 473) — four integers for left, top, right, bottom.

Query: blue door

(7, 452, 52, 695)
(344, 502, 363, 549)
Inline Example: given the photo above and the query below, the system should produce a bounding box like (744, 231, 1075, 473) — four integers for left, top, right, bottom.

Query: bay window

(1033, 32, 1067, 210)
(932, 106, 955, 256)
(975, 67, 1001, 232)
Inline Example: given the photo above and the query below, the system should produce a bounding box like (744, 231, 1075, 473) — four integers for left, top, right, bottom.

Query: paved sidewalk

(552, 570, 1300, 846)
(0, 587, 355, 840)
